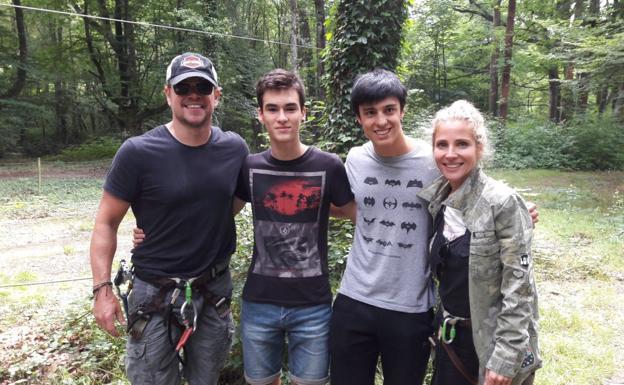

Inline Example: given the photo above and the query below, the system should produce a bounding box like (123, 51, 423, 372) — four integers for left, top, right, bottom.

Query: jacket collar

(419, 167, 485, 215)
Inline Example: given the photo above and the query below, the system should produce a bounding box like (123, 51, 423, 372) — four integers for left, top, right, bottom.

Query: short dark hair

(350, 69, 407, 115)
(256, 69, 306, 110)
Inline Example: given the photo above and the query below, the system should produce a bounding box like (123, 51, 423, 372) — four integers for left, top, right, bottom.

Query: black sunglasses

(172, 82, 214, 96)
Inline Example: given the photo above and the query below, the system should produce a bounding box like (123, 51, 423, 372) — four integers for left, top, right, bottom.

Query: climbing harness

(431, 307, 477, 385)
(120, 259, 231, 369)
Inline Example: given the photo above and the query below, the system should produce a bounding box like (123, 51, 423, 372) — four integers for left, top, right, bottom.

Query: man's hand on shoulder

(133, 227, 145, 247)
(527, 201, 539, 226)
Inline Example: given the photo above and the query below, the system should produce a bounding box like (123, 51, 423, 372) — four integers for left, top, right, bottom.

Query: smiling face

(433, 119, 482, 192)
(356, 96, 407, 156)
(258, 88, 305, 146)
(165, 77, 221, 129)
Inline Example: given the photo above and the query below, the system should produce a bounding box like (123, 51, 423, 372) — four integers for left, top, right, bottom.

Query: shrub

(491, 115, 624, 170)
(50, 136, 122, 161)
(565, 116, 624, 170)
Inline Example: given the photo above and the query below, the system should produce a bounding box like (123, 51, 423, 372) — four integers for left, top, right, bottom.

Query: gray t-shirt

(338, 139, 440, 313)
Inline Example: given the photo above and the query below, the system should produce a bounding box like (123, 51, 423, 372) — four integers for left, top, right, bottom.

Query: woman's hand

(484, 368, 512, 385)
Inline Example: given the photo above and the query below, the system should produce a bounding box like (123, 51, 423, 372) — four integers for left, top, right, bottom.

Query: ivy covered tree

(322, 0, 408, 155)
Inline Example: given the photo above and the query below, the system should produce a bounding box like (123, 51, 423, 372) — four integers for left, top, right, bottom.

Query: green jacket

(419, 168, 541, 384)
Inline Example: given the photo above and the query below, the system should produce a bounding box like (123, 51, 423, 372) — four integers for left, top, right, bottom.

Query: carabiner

(441, 317, 456, 344)
(180, 296, 198, 332)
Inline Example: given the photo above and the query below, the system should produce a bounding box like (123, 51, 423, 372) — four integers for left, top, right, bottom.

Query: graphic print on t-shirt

(359, 174, 426, 259)
(251, 169, 325, 278)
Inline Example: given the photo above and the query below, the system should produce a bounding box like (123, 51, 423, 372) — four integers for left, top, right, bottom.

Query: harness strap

(127, 261, 232, 370)
(432, 303, 477, 384)
(441, 307, 471, 344)
(435, 333, 479, 385)
(142, 258, 230, 288)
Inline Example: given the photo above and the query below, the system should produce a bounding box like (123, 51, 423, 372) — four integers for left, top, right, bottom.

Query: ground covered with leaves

(0, 162, 623, 385)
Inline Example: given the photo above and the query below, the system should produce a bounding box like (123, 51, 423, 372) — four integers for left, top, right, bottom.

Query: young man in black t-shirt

(234, 69, 353, 385)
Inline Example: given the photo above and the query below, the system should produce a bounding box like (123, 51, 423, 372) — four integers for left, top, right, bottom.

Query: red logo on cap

(181, 56, 203, 68)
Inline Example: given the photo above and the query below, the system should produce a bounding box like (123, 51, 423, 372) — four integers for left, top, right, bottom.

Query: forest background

(0, 0, 623, 384)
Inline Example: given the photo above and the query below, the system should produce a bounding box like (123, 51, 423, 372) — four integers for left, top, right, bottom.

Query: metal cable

(0, 3, 317, 50)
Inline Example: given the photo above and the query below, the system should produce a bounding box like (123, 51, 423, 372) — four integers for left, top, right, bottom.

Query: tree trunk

(0, 0, 28, 100)
(79, 0, 167, 133)
(498, 0, 516, 121)
(289, 0, 299, 71)
(556, 0, 581, 122)
(548, 66, 560, 122)
(52, 23, 70, 143)
(597, 86, 609, 113)
(614, 83, 624, 123)
(314, 0, 326, 99)
(577, 72, 590, 114)
(488, 0, 502, 116)
(298, 4, 315, 93)
(432, 35, 439, 102)
(560, 63, 575, 121)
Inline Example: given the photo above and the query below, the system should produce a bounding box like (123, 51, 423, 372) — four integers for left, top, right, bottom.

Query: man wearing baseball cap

(90, 52, 249, 384)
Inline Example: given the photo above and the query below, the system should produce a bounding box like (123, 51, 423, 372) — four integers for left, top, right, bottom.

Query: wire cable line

(0, 3, 317, 50)
(0, 277, 92, 289)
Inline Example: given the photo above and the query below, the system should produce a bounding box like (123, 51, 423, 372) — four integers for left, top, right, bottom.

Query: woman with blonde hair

(418, 100, 541, 385)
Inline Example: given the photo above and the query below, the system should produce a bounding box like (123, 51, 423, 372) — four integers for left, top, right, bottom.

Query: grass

(0, 165, 622, 384)
(488, 168, 624, 385)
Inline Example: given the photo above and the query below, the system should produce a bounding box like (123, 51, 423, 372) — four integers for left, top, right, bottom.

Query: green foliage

(0, 303, 127, 384)
(492, 115, 624, 170)
(400, 0, 491, 107)
(488, 169, 624, 385)
(322, 0, 408, 154)
(50, 136, 122, 161)
(328, 219, 354, 288)
(491, 118, 576, 169)
(0, 98, 55, 157)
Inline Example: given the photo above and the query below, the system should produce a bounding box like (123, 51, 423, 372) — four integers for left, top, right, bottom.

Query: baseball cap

(165, 52, 218, 86)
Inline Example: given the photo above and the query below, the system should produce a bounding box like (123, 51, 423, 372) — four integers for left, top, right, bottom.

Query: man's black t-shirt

(236, 147, 353, 306)
(104, 125, 249, 281)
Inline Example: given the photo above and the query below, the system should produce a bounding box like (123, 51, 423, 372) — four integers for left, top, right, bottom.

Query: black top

(104, 125, 249, 281)
(430, 206, 471, 318)
(236, 147, 354, 306)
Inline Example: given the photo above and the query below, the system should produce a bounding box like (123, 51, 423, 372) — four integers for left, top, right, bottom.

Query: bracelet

(92, 281, 113, 295)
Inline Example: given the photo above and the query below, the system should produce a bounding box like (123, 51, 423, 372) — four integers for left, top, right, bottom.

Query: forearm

(90, 222, 119, 284)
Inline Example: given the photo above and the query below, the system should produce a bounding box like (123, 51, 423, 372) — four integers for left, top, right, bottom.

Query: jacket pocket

(470, 231, 501, 280)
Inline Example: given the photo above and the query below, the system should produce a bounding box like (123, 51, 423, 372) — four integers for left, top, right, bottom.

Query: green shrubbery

(492, 115, 624, 170)
(50, 136, 122, 161)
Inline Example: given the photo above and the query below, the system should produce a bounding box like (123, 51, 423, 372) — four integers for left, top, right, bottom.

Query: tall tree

(314, 0, 326, 98)
(498, 0, 516, 121)
(488, 0, 502, 116)
(78, 0, 167, 133)
(289, 0, 298, 72)
(323, 0, 408, 154)
(0, 0, 27, 100)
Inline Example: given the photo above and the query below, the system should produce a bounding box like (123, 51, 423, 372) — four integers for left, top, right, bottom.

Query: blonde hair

(431, 100, 491, 160)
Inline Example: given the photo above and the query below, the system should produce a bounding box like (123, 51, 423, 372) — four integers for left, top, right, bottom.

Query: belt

(135, 258, 230, 289)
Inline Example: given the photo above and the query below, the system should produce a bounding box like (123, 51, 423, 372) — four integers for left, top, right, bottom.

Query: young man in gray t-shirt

(329, 69, 440, 385)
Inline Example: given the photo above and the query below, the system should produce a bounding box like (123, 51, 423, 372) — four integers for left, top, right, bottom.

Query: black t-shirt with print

(236, 147, 353, 306)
